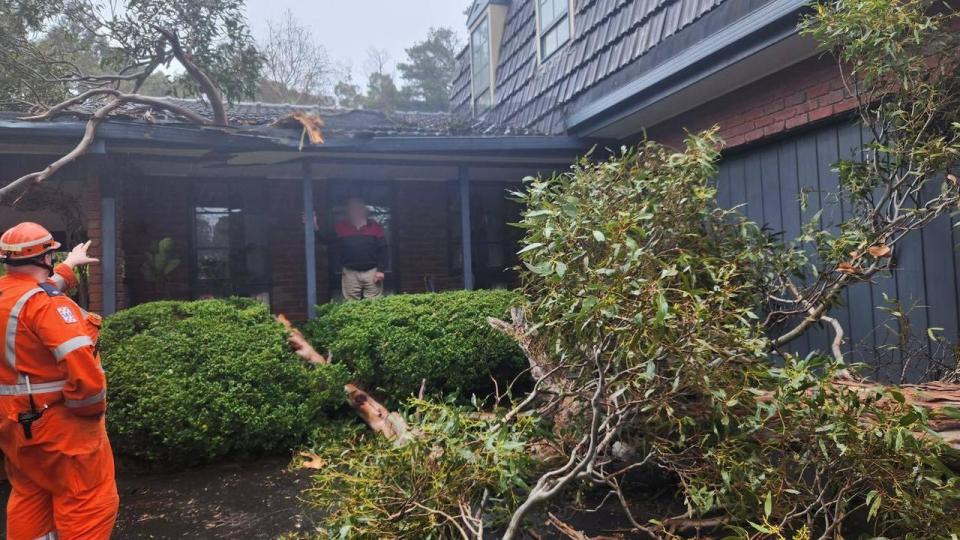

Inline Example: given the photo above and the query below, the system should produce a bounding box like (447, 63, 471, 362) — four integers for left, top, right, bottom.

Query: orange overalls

(0, 264, 118, 540)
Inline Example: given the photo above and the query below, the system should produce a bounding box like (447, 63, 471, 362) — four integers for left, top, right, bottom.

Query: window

(449, 182, 523, 290)
(471, 16, 492, 115)
(537, 0, 572, 61)
(193, 181, 270, 300)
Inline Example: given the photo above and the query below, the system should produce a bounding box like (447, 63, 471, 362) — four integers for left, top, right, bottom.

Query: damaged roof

(40, 97, 548, 139)
(0, 96, 595, 157)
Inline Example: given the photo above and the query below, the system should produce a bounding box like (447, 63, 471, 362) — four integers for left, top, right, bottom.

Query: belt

(0, 379, 67, 396)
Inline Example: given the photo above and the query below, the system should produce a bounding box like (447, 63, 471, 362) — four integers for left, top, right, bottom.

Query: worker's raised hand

(64, 240, 99, 269)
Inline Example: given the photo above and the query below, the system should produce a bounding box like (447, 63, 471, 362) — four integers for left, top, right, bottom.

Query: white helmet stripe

(0, 234, 54, 251)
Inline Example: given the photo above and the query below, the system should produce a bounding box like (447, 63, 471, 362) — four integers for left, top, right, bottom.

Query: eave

(566, 0, 815, 139)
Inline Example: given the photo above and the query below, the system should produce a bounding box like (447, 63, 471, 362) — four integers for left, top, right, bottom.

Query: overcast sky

(243, 0, 469, 80)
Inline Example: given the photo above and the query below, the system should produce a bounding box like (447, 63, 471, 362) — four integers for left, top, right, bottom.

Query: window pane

(475, 89, 492, 114)
(195, 211, 233, 248)
(471, 16, 491, 116)
(541, 14, 570, 59)
(197, 249, 230, 281)
(539, 0, 568, 29)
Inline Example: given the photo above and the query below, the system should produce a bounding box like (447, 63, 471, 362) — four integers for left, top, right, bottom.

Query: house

(1, 0, 956, 379)
(451, 0, 959, 380)
(0, 102, 592, 321)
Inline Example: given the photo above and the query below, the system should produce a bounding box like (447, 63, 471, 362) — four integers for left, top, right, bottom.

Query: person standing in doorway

(334, 197, 387, 300)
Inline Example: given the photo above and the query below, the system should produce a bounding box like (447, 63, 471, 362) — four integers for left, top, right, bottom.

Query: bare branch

(154, 26, 228, 126)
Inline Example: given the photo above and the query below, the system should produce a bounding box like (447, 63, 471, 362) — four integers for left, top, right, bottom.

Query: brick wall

(647, 56, 858, 150)
(267, 179, 308, 320)
(394, 181, 462, 293)
(80, 159, 127, 313)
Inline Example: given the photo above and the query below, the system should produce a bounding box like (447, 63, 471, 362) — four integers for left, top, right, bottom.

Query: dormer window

(537, 0, 572, 61)
(471, 16, 492, 115)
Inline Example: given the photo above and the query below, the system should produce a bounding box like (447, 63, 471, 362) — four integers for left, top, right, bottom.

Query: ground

(0, 455, 675, 538)
(0, 457, 321, 539)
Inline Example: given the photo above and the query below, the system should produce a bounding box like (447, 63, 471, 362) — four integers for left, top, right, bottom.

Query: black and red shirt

(333, 219, 388, 271)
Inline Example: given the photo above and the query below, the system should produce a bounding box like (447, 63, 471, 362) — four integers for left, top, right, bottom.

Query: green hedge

(303, 290, 526, 401)
(100, 298, 349, 466)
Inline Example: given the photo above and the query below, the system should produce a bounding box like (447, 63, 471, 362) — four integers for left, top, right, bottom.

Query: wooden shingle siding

(452, 0, 725, 132)
(719, 120, 959, 382)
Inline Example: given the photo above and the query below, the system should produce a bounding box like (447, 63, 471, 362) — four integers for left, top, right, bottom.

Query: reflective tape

(4, 287, 44, 372)
(51, 336, 93, 361)
(34, 531, 58, 540)
(0, 233, 53, 251)
(65, 389, 106, 409)
(0, 379, 66, 396)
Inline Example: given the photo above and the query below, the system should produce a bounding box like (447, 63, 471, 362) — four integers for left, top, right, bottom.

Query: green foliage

(304, 399, 541, 539)
(396, 27, 462, 111)
(513, 129, 960, 536)
(1, 0, 262, 108)
(101, 298, 348, 466)
(141, 237, 181, 283)
(793, 0, 960, 270)
(304, 290, 526, 402)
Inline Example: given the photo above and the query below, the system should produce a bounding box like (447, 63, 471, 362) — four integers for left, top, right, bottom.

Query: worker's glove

(64, 240, 99, 269)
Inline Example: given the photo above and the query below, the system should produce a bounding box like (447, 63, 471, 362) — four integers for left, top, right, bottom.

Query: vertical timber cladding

(716, 120, 960, 383)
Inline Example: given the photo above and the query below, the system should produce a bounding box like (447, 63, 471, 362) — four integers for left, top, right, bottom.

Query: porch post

(459, 165, 474, 291)
(93, 140, 117, 316)
(303, 162, 318, 319)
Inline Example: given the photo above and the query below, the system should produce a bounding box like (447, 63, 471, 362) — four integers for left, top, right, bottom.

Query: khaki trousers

(342, 267, 383, 300)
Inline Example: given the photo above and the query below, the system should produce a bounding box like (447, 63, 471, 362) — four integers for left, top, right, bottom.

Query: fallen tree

(0, 0, 322, 204)
(300, 3, 960, 537)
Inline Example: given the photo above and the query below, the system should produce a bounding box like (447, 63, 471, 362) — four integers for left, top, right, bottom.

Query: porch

(0, 109, 592, 320)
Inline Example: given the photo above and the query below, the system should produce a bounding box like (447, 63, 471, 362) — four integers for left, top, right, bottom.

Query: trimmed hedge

(303, 290, 526, 401)
(100, 298, 349, 466)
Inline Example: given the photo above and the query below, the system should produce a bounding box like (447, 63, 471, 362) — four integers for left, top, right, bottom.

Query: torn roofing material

(39, 97, 549, 139)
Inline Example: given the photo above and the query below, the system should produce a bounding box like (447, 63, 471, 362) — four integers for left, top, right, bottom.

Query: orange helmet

(0, 222, 61, 261)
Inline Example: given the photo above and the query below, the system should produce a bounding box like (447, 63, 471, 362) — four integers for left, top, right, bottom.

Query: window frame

(470, 15, 493, 116)
(536, 0, 574, 63)
(190, 180, 272, 302)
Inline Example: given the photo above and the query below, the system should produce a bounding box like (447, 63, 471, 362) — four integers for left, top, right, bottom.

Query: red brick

(810, 106, 834, 122)
(785, 113, 810, 130)
(805, 81, 832, 98)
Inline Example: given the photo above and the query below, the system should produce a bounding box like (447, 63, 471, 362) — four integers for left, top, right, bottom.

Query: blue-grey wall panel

(716, 120, 957, 382)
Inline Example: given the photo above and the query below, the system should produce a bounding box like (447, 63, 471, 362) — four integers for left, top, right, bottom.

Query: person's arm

(375, 225, 388, 281)
(51, 240, 99, 293)
(29, 295, 107, 417)
(50, 263, 78, 292)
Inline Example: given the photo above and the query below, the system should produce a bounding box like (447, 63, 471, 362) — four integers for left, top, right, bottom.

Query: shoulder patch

(57, 306, 79, 324)
(38, 282, 62, 297)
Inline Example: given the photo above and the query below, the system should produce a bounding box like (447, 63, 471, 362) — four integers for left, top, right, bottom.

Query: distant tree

(334, 75, 365, 109)
(364, 72, 404, 112)
(364, 47, 393, 78)
(257, 9, 334, 104)
(397, 27, 461, 111)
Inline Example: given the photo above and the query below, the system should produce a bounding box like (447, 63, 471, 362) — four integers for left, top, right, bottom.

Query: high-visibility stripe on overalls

(0, 265, 118, 540)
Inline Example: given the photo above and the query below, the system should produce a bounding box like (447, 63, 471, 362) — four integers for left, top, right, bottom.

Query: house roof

(53, 97, 546, 138)
(452, 0, 729, 134)
(452, 0, 817, 137)
(0, 96, 596, 159)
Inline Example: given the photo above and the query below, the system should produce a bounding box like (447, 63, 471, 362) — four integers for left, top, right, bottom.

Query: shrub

(303, 290, 525, 402)
(100, 298, 350, 466)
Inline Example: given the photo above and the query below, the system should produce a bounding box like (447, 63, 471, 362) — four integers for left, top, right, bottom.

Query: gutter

(566, 0, 812, 135)
(0, 117, 597, 156)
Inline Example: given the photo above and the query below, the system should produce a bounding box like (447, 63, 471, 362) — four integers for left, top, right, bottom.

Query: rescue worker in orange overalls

(0, 222, 118, 539)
